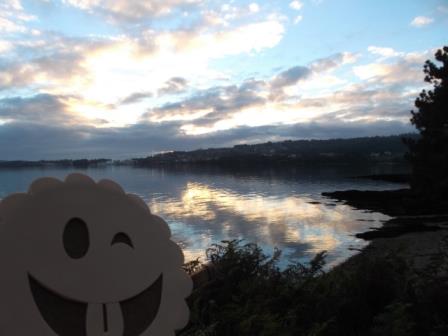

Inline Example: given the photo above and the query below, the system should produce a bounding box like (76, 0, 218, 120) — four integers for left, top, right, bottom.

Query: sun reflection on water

(149, 182, 389, 268)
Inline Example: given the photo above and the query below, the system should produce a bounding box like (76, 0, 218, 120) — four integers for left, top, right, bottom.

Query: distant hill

(0, 159, 111, 169)
(133, 134, 418, 167)
(0, 134, 417, 168)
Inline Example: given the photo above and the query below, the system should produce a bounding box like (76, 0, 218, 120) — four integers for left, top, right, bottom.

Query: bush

(179, 240, 448, 336)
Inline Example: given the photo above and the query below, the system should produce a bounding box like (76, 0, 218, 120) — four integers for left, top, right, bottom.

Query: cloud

(367, 46, 401, 58)
(0, 117, 414, 160)
(310, 52, 357, 72)
(201, 2, 262, 27)
(0, 0, 438, 162)
(142, 49, 401, 136)
(271, 66, 311, 89)
(0, 34, 111, 92)
(0, 56, 83, 93)
(0, 16, 26, 33)
(293, 15, 303, 24)
(147, 63, 315, 130)
(78, 18, 283, 119)
(1, 0, 430, 164)
(353, 50, 432, 85)
(158, 77, 189, 96)
(1, 43, 422, 135)
(62, 0, 202, 22)
(353, 63, 389, 80)
(120, 92, 153, 105)
(309, 84, 417, 123)
(142, 47, 424, 138)
(0, 16, 284, 128)
(0, 50, 418, 160)
(0, 40, 12, 53)
(289, 1, 303, 11)
(0, 94, 86, 125)
(164, 20, 285, 56)
(0, 0, 35, 33)
(142, 52, 365, 135)
(249, 3, 260, 13)
(410, 16, 434, 27)
(1, 0, 33, 19)
(0, 111, 415, 161)
(149, 79, 268, 124)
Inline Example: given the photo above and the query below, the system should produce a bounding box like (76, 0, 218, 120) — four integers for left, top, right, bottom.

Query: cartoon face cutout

(0, 174, 192, 336)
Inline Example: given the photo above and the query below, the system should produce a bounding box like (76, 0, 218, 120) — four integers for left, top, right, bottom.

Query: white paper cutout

(0, 173, 192, 336)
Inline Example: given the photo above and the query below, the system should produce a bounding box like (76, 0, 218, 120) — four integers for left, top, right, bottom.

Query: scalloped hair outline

(0, 173, 173, 237)
(0, 173, 192, 335)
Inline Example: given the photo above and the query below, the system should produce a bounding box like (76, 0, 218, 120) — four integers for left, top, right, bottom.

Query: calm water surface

(0, 165, 408, 268)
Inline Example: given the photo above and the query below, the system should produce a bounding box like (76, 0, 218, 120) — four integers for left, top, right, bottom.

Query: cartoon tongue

(86, 302, 124, 336)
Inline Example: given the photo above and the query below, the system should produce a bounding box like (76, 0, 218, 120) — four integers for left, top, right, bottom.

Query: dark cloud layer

(158, 77, 189, 96)
(148, 80, 267, 124)
(0, 118, 413, 160)
(271, 66, 311, 88)
(148, 62, 316, 126)
(0, 94, 80, 124)
(120, 92, 154, 105)
(310, 52, 353, 72)
(0, 34, 111, 92)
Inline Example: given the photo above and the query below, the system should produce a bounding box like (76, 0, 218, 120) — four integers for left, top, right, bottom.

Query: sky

(0, 0, 446, 159)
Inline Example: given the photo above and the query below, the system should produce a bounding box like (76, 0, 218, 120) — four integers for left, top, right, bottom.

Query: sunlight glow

(0, 0, 443, 158)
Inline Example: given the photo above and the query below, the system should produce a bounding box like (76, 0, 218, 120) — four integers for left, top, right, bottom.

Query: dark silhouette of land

(1, 134, 415, 169)
(132, 134, 415, 168)
(0, 158, 111, 168)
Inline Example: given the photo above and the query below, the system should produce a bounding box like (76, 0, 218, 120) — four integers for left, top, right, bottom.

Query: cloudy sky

(0, 0, 446, 159)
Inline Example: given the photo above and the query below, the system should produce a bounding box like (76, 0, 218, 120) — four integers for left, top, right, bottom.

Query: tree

(406, 46, 448, 198)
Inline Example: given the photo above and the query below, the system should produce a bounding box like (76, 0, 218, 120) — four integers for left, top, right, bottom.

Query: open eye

(111, 232, 134, 248)
(63, 218, 90, 259)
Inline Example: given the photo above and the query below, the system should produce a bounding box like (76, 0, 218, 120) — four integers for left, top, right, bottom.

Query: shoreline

(322, 188, 448, 239)
(190, 184, 448, 289)
(181, 178, 448, 334)
(320, 187, 448, 297)
(183, 194, 448, 335)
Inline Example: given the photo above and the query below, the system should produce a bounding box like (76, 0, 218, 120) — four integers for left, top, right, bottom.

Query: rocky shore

(321, 185, 448, 300)
(322, 188, 448, 239)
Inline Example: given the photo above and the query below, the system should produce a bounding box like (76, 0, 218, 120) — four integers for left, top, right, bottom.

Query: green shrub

(179, 240, 448, 336)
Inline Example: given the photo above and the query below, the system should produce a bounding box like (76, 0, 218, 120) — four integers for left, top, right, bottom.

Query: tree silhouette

(406, 46, 448, 198)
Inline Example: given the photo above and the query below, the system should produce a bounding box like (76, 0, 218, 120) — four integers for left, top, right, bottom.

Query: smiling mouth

(28, 274, 163, 336)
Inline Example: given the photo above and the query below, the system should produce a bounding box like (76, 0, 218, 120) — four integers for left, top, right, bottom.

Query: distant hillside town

(132, 134, 416, 167)
(0, 158, 112, 169)
(0, 134, 417, 168)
